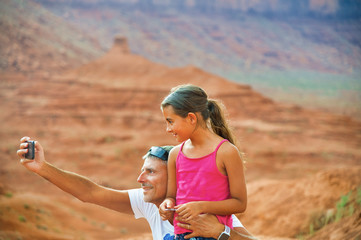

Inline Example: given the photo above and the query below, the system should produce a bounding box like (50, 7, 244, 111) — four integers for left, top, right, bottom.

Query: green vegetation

(335, 192, 352, 221)
(36, 224, 48, 231)
(357, 188, 361, 205)
(120, 227, 128, 234)
(105, 136, 114, 143)
(18, 215, 26, 223)
(297, 186, 361, 239)
(2, 233, 23, 240)
(23, 204, 31, 210)
(4, 192, 13, 198)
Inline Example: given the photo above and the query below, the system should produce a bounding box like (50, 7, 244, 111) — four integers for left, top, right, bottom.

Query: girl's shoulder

(217, 140, 240, 158)
(169, 143, 182, 158)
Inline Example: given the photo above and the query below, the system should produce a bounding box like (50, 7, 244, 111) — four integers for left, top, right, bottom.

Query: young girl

(159, 84, 247, 240)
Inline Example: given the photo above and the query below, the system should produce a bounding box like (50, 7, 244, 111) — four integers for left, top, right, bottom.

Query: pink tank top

(173, 139, 233, 234)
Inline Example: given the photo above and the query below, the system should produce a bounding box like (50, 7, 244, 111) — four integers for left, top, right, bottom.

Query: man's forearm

(38, 161, 99, 202)
(230, 227, 258, 240)
(177, 214, 258, 240)
(210, 226, 258, 240)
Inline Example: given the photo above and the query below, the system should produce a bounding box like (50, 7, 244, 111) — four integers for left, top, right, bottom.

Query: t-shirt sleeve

(128, 188, 157, 220)
(128, 188, 146, 219)
(231, 214, 244, 228)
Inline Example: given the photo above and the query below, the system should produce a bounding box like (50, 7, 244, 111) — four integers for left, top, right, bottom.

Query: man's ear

(187, 112, 198, 125)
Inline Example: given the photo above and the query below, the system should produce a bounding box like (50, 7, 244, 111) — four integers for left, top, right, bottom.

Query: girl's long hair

(161, 84, 236, 145)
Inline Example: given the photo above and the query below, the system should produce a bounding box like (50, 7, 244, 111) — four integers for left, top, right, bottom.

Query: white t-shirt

(128, 188, 244, 240)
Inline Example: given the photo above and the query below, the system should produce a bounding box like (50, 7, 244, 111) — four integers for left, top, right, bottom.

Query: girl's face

(162, 105, 196, 142)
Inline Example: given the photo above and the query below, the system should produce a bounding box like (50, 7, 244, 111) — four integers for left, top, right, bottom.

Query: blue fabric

(175, 233, 216, 240)
(163, 233, 175, 240)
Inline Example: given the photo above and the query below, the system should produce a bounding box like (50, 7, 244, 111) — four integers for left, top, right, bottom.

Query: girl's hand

(17, 136, 45, 173)
(159, 198, 175, 221)
(176, 201, 203, 222)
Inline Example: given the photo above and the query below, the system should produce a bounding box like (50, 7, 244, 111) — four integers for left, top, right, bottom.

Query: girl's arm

(176, 143, 247, 220)
(159, 146, 179, 220)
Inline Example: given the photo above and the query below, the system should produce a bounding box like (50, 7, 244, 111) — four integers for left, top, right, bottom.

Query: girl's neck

(183, 129, 223, 158)
(188, 127, 220, 147)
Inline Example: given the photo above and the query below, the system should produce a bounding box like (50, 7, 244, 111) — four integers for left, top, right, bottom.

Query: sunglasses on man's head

(148, 146, 169, 161)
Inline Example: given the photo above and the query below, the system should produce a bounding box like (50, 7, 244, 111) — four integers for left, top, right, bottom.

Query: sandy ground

(1, 44, 360, 240)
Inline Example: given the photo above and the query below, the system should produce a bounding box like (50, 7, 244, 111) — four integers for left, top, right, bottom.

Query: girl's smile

(162, 105, 196, 143)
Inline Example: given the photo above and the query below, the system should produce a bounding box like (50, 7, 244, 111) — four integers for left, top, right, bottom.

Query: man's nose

(137, 171, 145, 183)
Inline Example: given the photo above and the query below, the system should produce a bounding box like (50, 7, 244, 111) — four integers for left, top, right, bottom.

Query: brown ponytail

(208, 99, 236, 145)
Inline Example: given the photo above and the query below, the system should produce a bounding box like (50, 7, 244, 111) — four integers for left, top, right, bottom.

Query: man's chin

(143, 196, 154, 203)
(143, 191, 152, 202)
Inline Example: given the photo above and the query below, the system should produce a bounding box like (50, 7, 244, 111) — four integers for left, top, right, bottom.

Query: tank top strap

(215, 139, 229, 152)
(180, 141, 186, 151)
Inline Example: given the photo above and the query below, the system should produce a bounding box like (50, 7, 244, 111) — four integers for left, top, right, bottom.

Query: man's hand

(177, 214, 258, 240)
(17, 136, 45, 173)
(176, 214, 223, 239)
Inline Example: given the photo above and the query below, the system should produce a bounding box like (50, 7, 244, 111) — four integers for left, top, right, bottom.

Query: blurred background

(1, 0, 361, 239)
(2, 0, 361, 119)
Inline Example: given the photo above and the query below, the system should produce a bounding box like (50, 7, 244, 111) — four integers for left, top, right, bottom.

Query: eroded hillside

(1, 36, 360, 239)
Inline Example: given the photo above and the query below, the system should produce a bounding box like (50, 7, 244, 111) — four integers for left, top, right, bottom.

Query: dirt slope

(1, 38, 360, 239)
(243, 168, 361, 237)
(0, 0, 103, 73)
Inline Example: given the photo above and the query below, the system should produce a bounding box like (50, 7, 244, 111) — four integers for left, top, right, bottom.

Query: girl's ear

(187, 112, 197, 125)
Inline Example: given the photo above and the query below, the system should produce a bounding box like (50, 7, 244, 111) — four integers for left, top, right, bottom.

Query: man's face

(137, 157, 168, 207)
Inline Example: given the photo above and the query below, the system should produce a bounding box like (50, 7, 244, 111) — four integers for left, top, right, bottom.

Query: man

(17, 137, 256, 240)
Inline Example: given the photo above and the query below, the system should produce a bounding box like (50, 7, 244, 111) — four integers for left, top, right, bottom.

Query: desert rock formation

(0, 37, 360, 239)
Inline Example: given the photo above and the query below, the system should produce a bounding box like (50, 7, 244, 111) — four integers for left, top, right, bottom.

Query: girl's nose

(166, 125, 172, 133)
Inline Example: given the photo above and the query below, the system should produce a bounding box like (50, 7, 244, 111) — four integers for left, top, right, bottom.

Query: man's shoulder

(128, 189, 158, 219)
(128, 190, 175, 239)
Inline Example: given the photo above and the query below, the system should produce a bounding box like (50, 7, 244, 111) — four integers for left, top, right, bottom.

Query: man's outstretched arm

(17, 136, 133, 214)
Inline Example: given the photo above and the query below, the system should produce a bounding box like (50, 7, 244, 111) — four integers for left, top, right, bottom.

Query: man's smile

(141, 184, 153, 192)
